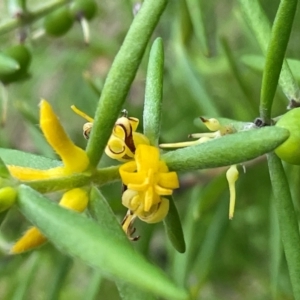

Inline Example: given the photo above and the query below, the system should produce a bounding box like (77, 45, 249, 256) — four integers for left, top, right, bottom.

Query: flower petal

(7, 165, 67, 180)
(40, 100, 89, 173)
(138, 197, 169, 223)
(11, 227, 47, 254)
(158, 172, 180, 190)
(135, 144, 160, 171)
(59, 188, 89, 212)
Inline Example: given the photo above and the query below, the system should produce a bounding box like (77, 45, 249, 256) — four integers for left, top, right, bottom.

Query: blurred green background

(0, 0, 299, 299)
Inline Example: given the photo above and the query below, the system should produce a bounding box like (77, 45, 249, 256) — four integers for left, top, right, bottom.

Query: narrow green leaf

(185, 0, 209, 56)
(17, 185, 188, 300)
(163, 126, 289, 172)
(171, 175, 227, 286)
(163, 196, 186, 253)
(12, 252, 40, 300)
(83, 72, 102, 97)
(0, 53, 20, 76)
(191, 198, 228, 294)
(85, 270, 102, 300)
(143, 37, 164, 147)
(238, 0, 300, 113)
(45, 255, 72, 300)
(0, 156, 11, 178)
(269, 199, 282, 299)
(172, 43, 218, 115)
(0, 210, 8, 228)
(14, 101, 39, 125)
(88, 187, 128, 241)
(260, 0, 298, 122)
(241, 55, 300, 82)
(89, 187, 157, 300)
(220, 37, 256, 116)
(86, 0, 168, 167)
(0, 148, 61, 169)
(267, 153, 300, 300)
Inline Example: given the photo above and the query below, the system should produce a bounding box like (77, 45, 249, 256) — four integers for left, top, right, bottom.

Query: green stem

(259, 0, 298, 123)
(143, 37, 164, 147)
(86, 0, 168, 167)
(22, 166, 120, 193)
(267, 152, 300, 300)
(0, 0, 69, 35)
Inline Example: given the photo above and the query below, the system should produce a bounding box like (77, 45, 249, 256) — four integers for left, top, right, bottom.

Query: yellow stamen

(226, 165, 239, 219)
(71, 105, 94, 122)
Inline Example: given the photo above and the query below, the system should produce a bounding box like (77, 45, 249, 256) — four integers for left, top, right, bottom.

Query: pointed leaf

(143, 37, 164, 147)
(259, 0, 298, 122)
(0, 156, 11, 178)
(163, 196, 186, 253)
(163, 126, 289, 171)
(17, 185, 189, 300)
(86, 0, 168, 167)
(89, 187, 157, 300)
(267, 153, 300, 299)
(0, 148, 61, 169)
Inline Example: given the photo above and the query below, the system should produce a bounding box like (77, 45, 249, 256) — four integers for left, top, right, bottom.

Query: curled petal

(122, 189, 141, 211)
(113, 121, 129, 139)
(11, 227, 47, 254)
(129, 117, 139, 132)
(119, 161, 138, 185)
(83, 122, 93, 139)
(138, 197, 169, 224)
(105, 136, 135, 161)
(40, 100, 89, 173)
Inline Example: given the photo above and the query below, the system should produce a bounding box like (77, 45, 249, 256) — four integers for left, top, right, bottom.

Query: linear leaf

(267, 153, 300, 299)
(0, 148, 61, 169)
(17, 185, 188, 300)
(163, 126, 289, 171)
(143, 37, 164, 147)
(86, 0, 168, 167)
(163, 196, 186, 253)
(260, 0, 298, 122)
(89, 187, 157, 300)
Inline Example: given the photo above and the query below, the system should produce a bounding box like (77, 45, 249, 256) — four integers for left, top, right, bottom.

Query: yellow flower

(72, 106, 149, 161)
(11, 188, 89, 254)
(7, 100, 90, 181)
(119, 144, 179, 239)
(160, 116, 240, 219)
(2, 101, 90, 254)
